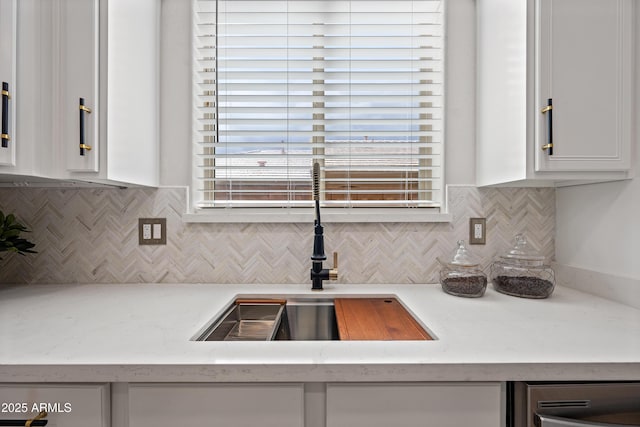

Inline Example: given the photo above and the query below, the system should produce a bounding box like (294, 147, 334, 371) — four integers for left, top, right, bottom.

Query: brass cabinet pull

(1, 82, 10, 148)
(25, 410, 47, 427)
(0, 410, 48, 426)
(540, 98, 553, 155)
(79, 98, 92, 155)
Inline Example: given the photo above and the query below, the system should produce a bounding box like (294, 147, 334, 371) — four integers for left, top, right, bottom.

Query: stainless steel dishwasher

(510, 382, 640, 427)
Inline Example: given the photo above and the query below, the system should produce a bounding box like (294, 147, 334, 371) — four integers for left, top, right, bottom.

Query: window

(192, 0, 444, 216)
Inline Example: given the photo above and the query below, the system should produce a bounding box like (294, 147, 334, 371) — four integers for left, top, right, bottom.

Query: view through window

(193, 0, 444, 210)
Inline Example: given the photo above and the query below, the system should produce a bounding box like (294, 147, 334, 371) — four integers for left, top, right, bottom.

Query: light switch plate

(469, 218, 486, 245)
(138, 218, 167, 245)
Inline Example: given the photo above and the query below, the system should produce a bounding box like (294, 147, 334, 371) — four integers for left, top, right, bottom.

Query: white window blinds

(193, 0, 444, 209)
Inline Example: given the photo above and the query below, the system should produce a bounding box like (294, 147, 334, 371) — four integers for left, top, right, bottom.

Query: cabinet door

(0, 0, 16, 166)
(0, 383, 109, 427)
(59, 0, 99, 173)
(535, 0, 633, 172)
(128, 383, 304, 427)
(326, 383, 503, 427)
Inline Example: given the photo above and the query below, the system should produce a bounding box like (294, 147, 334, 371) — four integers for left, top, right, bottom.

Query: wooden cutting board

(334, 298, 433, 341)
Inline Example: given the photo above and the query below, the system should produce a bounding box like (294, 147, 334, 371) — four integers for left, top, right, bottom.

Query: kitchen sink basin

(195, 298, 338, 341)
(196, 300, 286, 341)
(274, 299, 339, 341)
(194, 296, 433, 341)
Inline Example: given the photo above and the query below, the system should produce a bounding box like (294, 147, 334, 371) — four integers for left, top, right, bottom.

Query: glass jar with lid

(490, 233, 555, 298)
(437, 240, 487, 298)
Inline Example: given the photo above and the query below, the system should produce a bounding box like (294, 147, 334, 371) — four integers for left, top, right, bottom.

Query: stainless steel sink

(195, 296, 433, 342)
(196, 301, 285, 341)
(195, 298, 338, 341)
(274, 299, 339, 341)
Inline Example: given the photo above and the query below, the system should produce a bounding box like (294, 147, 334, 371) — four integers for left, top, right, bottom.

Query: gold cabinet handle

(79, 98, 92, 156)
(25, 410, 48, 427)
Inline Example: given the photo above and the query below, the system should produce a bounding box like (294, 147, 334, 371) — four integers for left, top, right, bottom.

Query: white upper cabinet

(476, 0, 635, 186)
(59, 0, 160, 186)
(535, 0, 633, 173)
(0, 0, 159, 187)
(0, 0, 56, 180)
(100, 0, 160, 186)
(0, 0, 16, 167)
(58, 0, 100, 174)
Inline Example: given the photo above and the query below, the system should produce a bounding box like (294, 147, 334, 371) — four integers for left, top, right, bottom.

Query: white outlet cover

(142, 223, 152, 240)
(153, 223, 162, 239)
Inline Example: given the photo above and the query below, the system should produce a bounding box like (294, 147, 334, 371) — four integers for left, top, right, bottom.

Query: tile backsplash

(0, 186, 554, 285)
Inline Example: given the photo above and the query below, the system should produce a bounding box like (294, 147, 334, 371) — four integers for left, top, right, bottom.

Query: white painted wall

(158, 0, 477, 187)
(556, 177, 640, 279)
(555, 5, 640, 280)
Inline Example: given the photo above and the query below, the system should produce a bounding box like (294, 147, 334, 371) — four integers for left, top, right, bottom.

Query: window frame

(189, 0, 448, 223)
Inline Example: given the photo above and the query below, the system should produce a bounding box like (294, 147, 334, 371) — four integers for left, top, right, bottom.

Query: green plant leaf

(0, 210, 36, 257)
(3, 229, 21, 238)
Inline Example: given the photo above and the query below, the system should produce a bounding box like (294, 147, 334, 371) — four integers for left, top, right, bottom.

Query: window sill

(182, 208, 452, 224)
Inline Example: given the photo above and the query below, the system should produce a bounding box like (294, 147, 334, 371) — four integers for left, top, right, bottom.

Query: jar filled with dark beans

(490, 234, 555, 299)
(438, 241, 487, 298)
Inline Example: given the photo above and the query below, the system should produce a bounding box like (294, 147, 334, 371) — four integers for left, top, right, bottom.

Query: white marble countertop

(1, 283, 639, 383)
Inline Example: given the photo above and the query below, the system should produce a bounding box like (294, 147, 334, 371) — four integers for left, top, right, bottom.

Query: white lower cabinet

(326, 382, 504, 427)
(125, 382, 502, 427)
(0, 382, 503, 426)
(0, 383, 109, 427)
(128, 383, 305, 427)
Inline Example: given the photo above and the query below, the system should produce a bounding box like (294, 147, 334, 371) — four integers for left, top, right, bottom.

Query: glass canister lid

(499, 234, 545, 265)
(439, 240, 480, 268)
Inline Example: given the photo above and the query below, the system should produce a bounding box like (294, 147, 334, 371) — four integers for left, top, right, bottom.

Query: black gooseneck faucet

(310, 162, 338, 290)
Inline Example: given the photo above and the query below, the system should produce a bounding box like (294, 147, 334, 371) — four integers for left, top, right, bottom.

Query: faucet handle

(329, 252, 338, 281)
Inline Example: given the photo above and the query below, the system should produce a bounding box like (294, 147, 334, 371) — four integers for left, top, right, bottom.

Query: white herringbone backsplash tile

(0, 186, 554, 285)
